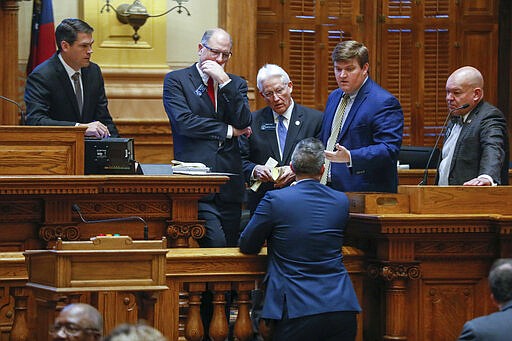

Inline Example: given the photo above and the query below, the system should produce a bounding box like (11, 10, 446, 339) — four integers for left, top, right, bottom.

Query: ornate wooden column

(368, 261, 421, 341)
(0, 0, 22, 125)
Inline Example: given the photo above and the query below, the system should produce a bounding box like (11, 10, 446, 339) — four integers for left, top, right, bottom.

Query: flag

(26, 0, 56, 76)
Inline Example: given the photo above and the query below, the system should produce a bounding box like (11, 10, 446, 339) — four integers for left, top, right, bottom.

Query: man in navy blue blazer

(240, 64, 323, 215)
(163, 28, 252, 247)
(240, 137, 361, 341)
(457, 258, 512, 340)
(321, 40, 403, 193)
(25, 19, 119, 138)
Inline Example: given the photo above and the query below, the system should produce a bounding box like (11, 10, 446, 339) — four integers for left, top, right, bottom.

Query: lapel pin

(295, 120, 300, 126)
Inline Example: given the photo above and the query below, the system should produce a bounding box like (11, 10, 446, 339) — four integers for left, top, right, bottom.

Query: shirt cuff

(227, 125, 233, 138)
(478, 174, 496, 186)
(219, 78, 232, 89)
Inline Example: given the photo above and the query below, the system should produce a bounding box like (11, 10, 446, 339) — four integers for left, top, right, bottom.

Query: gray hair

(200, 28, 233, 48)
(331, 40, 369, 68)
(256, 64, 291, 92)
(104, 322, 167, 341)
(489, 258, 512, 304)
(291, 138, 325, 175)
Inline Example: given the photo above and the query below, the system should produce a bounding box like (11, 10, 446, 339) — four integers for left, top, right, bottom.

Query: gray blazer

(436, 101, 509, 185)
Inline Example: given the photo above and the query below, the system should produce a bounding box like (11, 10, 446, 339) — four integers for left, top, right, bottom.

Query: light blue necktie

(277, 115, 287, 157)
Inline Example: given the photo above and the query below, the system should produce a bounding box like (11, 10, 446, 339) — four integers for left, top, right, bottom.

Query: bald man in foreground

(50, 303, 103, 341)
(436, 66, 509, 186)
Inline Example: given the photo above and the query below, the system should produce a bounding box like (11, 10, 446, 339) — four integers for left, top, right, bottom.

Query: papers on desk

(171, 160, 211, 175)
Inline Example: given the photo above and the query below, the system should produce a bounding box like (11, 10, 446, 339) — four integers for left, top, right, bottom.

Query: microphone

(72, 204, 149, 240)
(0, 95, 26, 125)
(418, 103, 470, 185)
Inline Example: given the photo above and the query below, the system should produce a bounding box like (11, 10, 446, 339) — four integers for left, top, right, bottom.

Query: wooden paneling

(0, 0, 22, 125)
(0, 126, 86, 175)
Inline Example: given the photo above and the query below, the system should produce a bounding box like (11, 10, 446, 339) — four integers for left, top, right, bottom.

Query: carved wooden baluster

(233, 281, 254, 341)
(209, 282, 230, 341)
(184, 282, 206, 341)
(9, 286, 29, 341)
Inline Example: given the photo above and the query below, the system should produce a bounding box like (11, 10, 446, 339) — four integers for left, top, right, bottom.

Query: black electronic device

(85, 137, 136, 174)
(398, 146, 440, 169)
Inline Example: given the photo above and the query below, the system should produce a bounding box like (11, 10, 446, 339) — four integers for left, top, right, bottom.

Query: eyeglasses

(49, 323, 100, 336)
(202, 43, 232, 60)
(262, 86, 288, 99)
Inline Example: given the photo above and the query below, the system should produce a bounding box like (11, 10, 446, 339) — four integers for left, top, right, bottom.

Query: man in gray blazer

(436, 66, 509, 186)
(457, 258, 512, 340)
(240, 64, 323, 215)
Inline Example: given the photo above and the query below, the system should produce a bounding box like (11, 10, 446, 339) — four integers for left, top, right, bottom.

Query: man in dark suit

(240, 137, 361, 341)
(163, 28, 252, 247)
(240, 64, 323, 215)
(457, 258, 512, 340)
(25, 18, 119, 138)
(436, 66, 509, 186)
(321, 40, 403, 193)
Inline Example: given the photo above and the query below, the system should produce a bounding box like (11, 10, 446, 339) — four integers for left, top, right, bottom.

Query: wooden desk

(0, 174, 228, 250)
(398, 168, 512, 185)
(346, 186, 512, 340)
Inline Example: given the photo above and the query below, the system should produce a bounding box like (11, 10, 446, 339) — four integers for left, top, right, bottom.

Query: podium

(24, 236, 168, 340)
(0, 126, 86, 175)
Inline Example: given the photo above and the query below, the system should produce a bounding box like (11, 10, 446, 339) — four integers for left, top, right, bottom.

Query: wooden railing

(1, 247, 365, 341)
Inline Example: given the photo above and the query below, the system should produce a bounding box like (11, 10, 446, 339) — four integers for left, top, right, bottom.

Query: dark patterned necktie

(71, 72, 83, 115)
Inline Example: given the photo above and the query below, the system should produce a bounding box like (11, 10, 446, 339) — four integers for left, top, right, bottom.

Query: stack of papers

(171, 160, 210, 174)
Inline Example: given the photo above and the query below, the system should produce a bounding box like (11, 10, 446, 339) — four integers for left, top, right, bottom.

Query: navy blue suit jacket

(457, 300, 512, 340)
(240, 103, 323, 212)
(435, 101, 509, 185)
(240, 179, 361, 319)
(24, 53, 119, 137)
(163, 64, 252, 202)
(320, 78, 403, 192)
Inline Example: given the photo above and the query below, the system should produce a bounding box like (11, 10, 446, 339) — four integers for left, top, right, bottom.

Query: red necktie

(207, 77, 215, 105)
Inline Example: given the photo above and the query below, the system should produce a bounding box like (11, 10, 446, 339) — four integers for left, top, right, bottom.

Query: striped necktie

(320, 94, 350, 185)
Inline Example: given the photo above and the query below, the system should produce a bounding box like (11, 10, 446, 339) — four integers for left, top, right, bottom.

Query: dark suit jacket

(319, 77, 404, 193)
(24, 53, 119, 137)
(436, 101, 509, 185)
(240, 103, 323, 213)
(240, 179, 361, 320)
(457, 300, 512, 340)
(163, 64, 252, 202)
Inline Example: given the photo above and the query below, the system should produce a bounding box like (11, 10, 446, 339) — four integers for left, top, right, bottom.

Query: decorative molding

(167, 223, 205, 241)
(74, 199, 170, 219)
(0, 201, 41, 222)
(39, 225, 80, 242)
(368, 262, 421, 281)
(416, 240, 495, 256)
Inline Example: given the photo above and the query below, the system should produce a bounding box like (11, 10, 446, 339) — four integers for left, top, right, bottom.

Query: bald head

(445, 66, 484, 115)
(52, 303, 103, 340)
(448, 66, 484, 89)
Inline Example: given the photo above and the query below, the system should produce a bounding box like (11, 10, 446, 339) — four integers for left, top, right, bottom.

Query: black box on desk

(85, 138, 136, 174)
